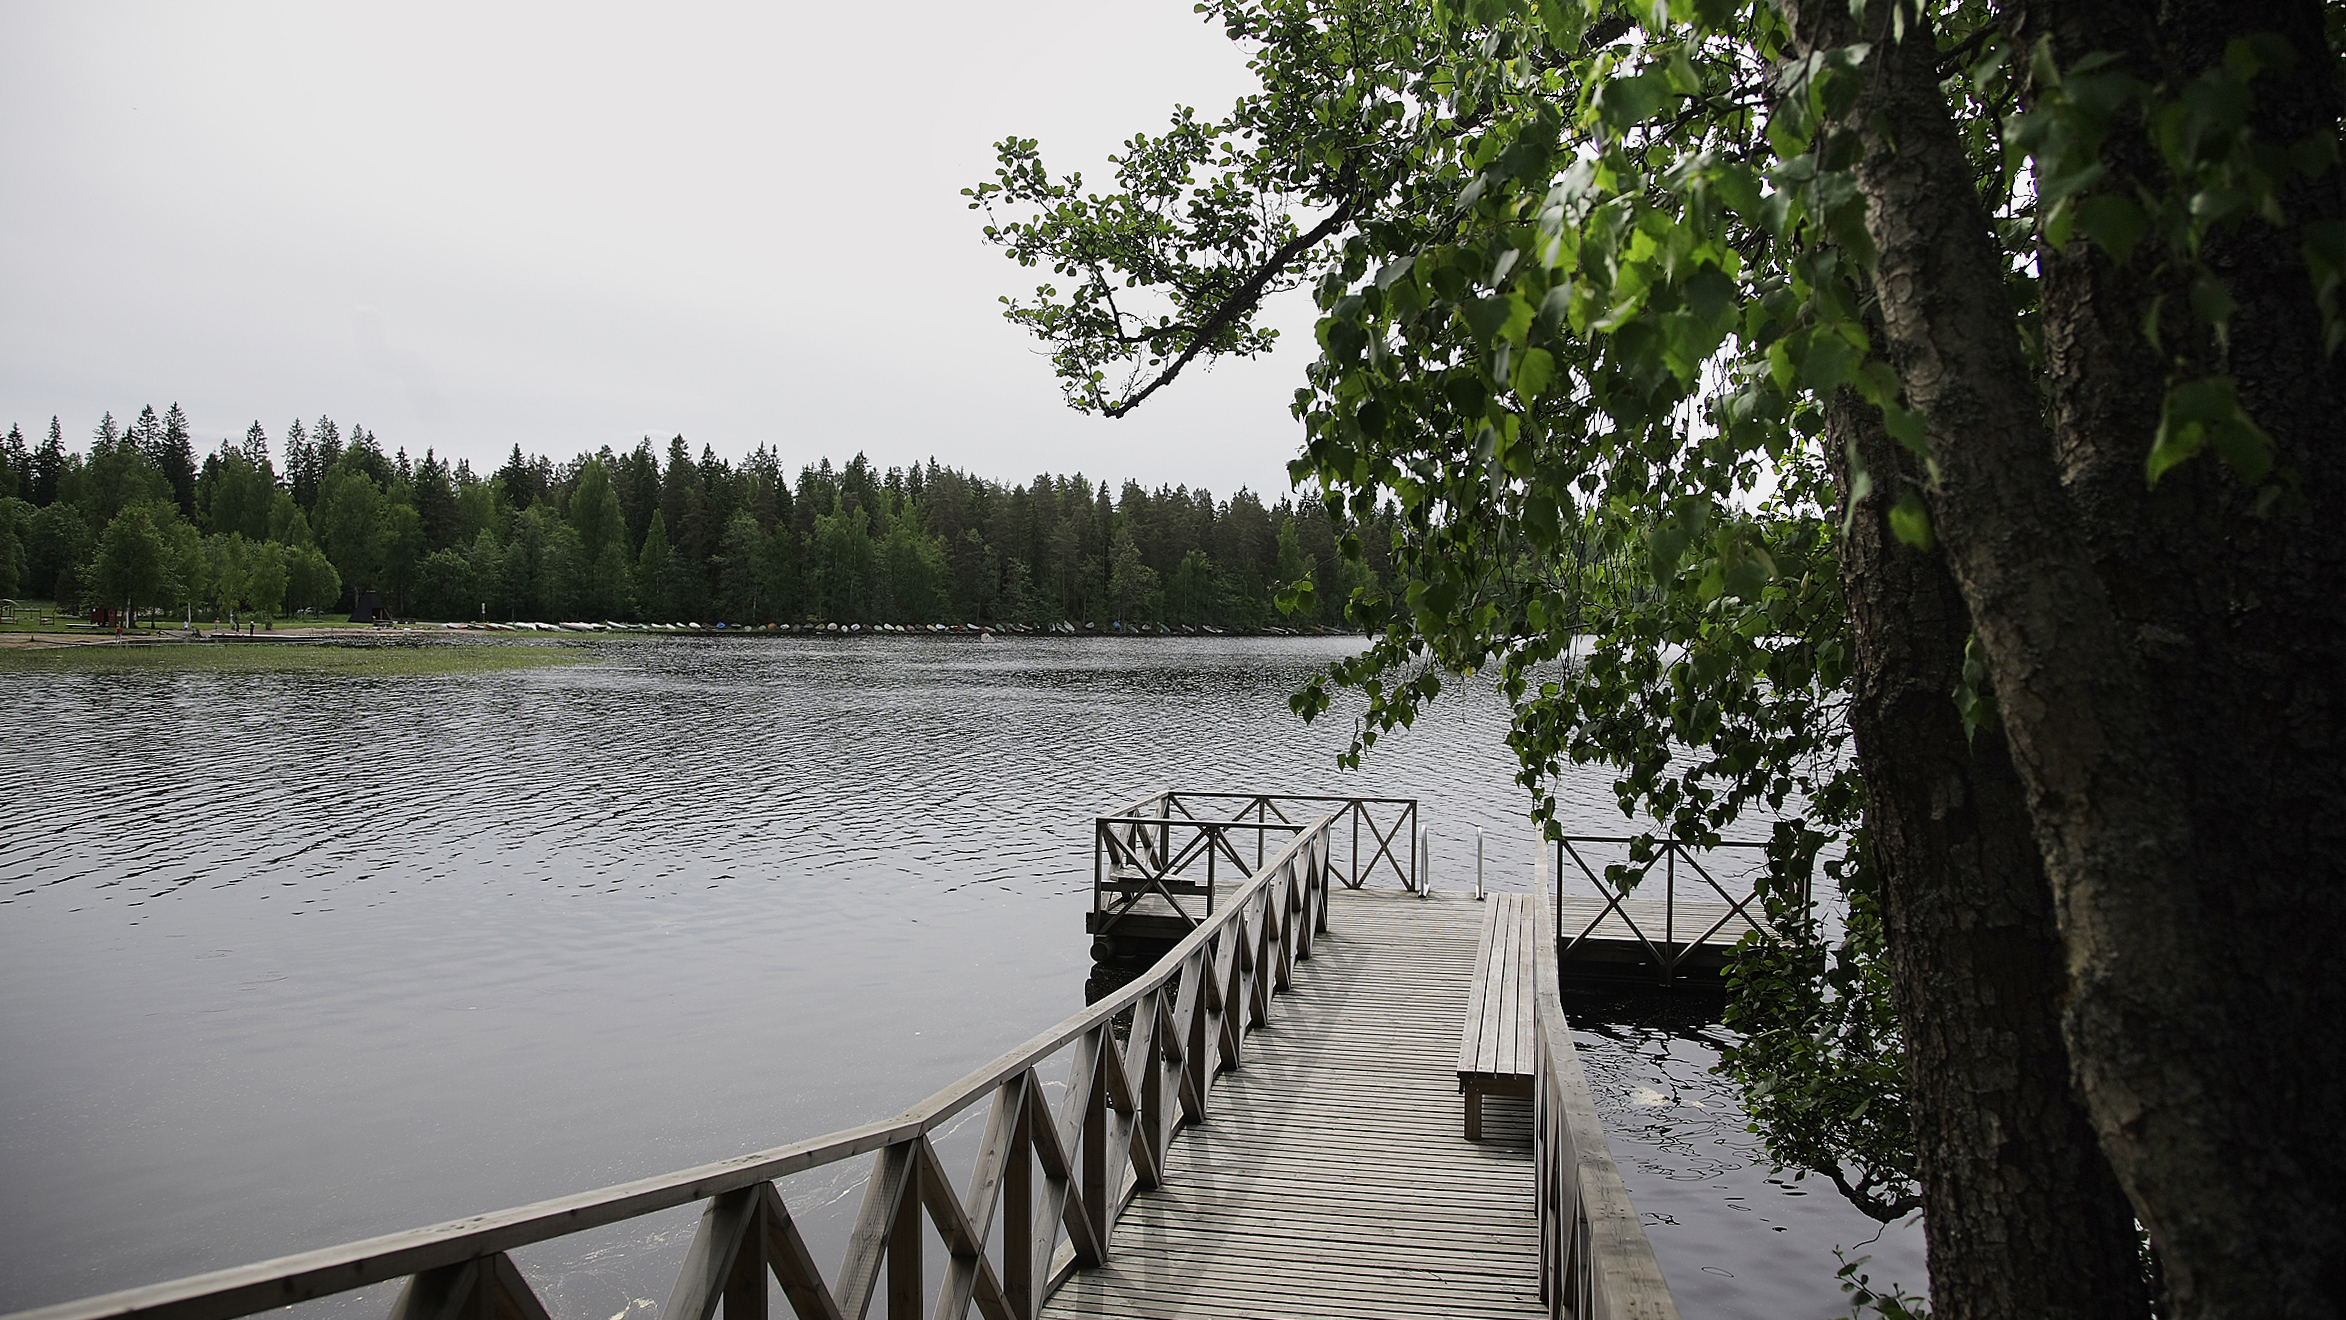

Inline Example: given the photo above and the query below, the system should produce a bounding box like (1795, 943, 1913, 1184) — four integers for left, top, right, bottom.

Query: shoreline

(0, 621, 1363, 649)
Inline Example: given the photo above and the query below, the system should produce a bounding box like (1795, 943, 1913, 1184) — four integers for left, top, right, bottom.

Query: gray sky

(0, 2, 1319, 497)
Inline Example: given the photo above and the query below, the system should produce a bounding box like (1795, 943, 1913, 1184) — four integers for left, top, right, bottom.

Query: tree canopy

(971, 1, 2343, 1314)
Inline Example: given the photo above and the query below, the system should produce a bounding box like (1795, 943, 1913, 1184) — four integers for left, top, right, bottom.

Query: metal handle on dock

(1475, 826, 1485, 901)
(1416, 825, 1431, 898)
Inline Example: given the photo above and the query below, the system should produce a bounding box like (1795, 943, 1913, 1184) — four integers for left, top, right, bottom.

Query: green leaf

(2190, 275, 2237, 328)
(1537, 285, 1573, 336)
(2072, 194, 2147, 264)
(1710, 162, 1762, 220)
(1799, 333, 1858, 392)
(2149, 375, 2273, 485)
(1463, 295, 1515, 345)
(1595, 72, 1671, 134)
(1952, 633, 2000, 745)
(1683, 266, 1737, 325)
(1513, 346, 1557, 400)
(1840, 441, 1874, 538)
(1879, 404, 1928, 456)
(1887, 492, 1932, 549)
(1766, 331, 1803, 392)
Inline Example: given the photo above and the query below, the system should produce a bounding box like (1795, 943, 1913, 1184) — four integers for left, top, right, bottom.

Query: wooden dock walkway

(1046, 888, 1543, 1319)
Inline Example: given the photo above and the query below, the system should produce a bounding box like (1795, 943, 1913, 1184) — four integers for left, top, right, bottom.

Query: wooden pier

(1547, 835, 1777, 982)
(5, 800, 1682, 1320)
(1047, 888, 1542, 1319)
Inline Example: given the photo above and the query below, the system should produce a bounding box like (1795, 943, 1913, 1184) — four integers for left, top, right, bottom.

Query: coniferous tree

(412, 450, 461, 551)
(0, 425, 24, 502)
(453, 471, 499, 547)
(615, 439, 660, 552)
(159, 403, 198, 519)
(127, 405, 161, 463)
(83, 412, 171, 524)
(495, 443, 546, 512)
(568, 459, 625, 565)
(635, 508, 676, 622)
(26, 503, 91, 602)
(760, 520, 800, 622)
(312, 417, 343, 476)
(34, 419, 66, 507)
(0, 497, 24, 597)
(284, 419, 317, 509)
(198, 436, 275, 542)
(717, 511, 767, 623)
(1106, 526, 1159, 624)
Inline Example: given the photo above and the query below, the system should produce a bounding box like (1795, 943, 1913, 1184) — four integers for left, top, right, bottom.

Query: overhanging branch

(1100, 167, 1366, 419)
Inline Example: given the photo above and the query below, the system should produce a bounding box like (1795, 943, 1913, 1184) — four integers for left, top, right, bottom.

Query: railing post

(1082, 1039, 1109, 1257)
(1408, 801, 1419, 891)
(1004, 1087, 1033, 1320)
(1141, 997, 1166, 1187)
(725, 1202, 767, 1320)
(1206, 829, 1216, 916)
(1666, 840, 1677, 950)
(888, 1145, 922, 1320)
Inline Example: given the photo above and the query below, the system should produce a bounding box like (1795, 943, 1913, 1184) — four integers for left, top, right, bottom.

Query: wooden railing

(10, 814, 1339, 1320)
(1532, 897, 1683, 1320)
(1550, 834, 1778, 978)
(1100, 790, 1417, 899)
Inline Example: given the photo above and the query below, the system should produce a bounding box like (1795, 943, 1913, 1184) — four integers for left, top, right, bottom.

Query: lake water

(0, 635, 1923, 1317)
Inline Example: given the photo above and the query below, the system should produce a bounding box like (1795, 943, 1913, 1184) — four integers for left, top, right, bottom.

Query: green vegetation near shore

(0, 639, 593, 676)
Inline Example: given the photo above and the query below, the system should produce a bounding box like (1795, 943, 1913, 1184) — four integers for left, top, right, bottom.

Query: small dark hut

(350, 590, 392, 625)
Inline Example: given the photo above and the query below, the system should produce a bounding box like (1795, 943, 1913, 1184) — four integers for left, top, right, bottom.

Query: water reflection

(1563, 985, 1927, 1317)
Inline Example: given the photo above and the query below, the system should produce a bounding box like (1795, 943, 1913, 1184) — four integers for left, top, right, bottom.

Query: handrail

(1532, 896, 1682, 1320)
(1551, 834, 1778, 978)
(1094, 793, 1417, 927)
(10, 813, 1342, 1320)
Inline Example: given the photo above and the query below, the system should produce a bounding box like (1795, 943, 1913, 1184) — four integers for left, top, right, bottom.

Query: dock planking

(1042, 888, 1547, 1320)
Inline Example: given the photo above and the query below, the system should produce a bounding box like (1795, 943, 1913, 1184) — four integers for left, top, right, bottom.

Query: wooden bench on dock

(1457, 891, 1537, 1139)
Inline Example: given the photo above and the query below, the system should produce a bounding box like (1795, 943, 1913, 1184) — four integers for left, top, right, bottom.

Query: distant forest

(0, 406, 1397, 629)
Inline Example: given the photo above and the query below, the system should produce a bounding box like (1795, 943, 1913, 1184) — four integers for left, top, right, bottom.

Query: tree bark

(1827, 389, 2147, 1320)
(1782, 0, 2345, 1314)
(2017, 1, 2346, 1312)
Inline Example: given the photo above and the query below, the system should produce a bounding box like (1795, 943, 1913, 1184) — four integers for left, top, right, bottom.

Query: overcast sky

(0, 2, 1321, 497)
